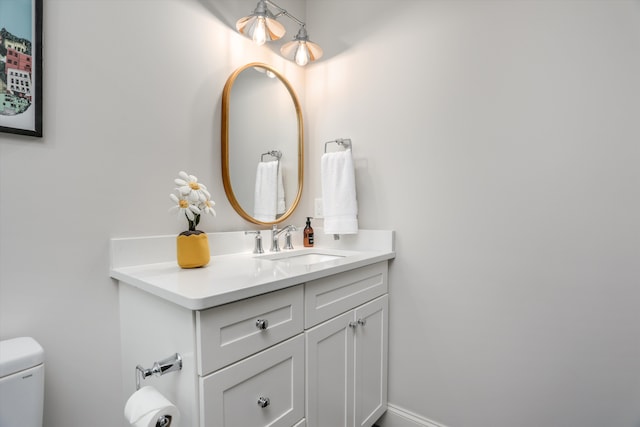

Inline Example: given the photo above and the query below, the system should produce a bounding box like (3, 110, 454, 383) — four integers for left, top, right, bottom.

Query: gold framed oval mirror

(221, 63, 303, 225)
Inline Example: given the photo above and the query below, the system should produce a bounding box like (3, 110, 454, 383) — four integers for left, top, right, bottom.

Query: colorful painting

(0, 0, 42, 137)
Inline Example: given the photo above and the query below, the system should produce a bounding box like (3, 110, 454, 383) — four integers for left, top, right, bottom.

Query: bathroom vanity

(111, 229, 394, 427)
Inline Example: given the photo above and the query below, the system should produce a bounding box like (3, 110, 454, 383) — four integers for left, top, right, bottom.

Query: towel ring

(324, 138, 352, 153)
(261, 150, 282, 162)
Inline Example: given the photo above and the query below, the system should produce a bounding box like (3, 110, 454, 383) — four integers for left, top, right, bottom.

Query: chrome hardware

(156, 415, 173, 427)
(283, 230, 294, 250)
(245, 230, 264, 254)
(256, 319, 269, 330)
(257, 396, 271, 408)
(260, 150, 282, 162)
(270, 224, 297, 252)
(324, 138, 352, 153)
(349, 319, 366, 329)
(135, 353, 183, 390)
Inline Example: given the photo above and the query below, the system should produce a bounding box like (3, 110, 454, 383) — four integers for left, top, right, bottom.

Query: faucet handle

(283, 231, 294, 250)
(283, 225, 298, 250)
(244, 231, 264, 254)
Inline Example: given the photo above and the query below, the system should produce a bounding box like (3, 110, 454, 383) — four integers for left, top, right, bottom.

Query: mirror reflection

(221, 63, 303, 225)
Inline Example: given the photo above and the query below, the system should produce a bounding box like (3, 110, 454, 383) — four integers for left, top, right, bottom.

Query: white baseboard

(376, 403, 449, 427)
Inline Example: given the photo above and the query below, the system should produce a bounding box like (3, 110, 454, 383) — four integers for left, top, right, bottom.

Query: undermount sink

(257, 251, 346, 265)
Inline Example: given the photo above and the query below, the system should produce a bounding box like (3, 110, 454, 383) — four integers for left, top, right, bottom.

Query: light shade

(236, 0, 324, 66)
(236, 1, 286, 46)
(280, 27, 323, 66)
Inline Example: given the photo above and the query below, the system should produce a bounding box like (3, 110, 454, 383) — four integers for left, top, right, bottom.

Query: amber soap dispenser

(304, 217, 314, 247)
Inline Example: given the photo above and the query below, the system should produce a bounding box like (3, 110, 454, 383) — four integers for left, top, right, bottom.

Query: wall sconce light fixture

(236, 0, 323, 66)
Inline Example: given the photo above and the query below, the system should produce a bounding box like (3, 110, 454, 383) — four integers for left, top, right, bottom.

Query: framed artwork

(0, 0, 43, 137)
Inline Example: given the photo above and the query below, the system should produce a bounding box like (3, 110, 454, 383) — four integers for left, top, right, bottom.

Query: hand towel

(277, 166, 286, 215)
(254, 161, 285, 222)
(321, 149, 358, 234)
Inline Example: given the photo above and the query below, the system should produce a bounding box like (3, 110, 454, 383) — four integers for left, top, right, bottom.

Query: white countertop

(110, 229, 395, 310)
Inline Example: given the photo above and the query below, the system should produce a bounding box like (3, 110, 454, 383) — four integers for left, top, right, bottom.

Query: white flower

(169, 192, 201, 221)
(175, 171, 210, 203)
(201, 198, 217, 217)
(169, 171, 216, 231)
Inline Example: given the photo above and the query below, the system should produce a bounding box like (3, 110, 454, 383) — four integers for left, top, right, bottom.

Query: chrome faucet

(244, 230, 264, 254)
(271, 224, 296, 252)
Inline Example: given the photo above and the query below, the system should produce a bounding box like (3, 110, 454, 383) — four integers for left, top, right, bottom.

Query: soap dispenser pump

(304, 217, 314, 247)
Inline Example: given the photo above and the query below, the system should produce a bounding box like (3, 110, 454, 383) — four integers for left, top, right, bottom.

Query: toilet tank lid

(0, 337, 44, 378)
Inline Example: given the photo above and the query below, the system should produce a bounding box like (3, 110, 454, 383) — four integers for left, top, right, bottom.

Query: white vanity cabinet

(197, 286, 305, 427)
(113, 231, 394, 427)
(120, 285, 306, 427)
(305, 263, 388, 427)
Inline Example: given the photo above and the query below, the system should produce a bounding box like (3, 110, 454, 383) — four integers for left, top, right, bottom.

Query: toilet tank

(0, 337, 44, 427)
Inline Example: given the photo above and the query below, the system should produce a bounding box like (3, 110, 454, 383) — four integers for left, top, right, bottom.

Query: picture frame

(0, 0, 43, 137)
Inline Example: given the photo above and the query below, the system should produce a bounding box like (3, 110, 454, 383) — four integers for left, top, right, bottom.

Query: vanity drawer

(304, 262, 387, 328)
(199, 334, 304, 427)
(197, 286, 303, 375)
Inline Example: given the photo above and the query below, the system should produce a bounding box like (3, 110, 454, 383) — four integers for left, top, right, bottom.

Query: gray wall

(305, 1, 640, 427)
(0, 1, 638, 426)
(0, 0, 305, 425)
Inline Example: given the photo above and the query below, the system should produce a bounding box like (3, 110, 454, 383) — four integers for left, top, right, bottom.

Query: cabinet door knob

(257, 396, 271, 408)
(357, 318, 366, 326)
(348, 321, 358, 328)
(255, 319, 269, 330)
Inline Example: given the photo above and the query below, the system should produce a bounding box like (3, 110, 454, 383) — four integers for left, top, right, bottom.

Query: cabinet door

(200, 335, 304, 427)
(354, 295, 388, 427)
(306, 311, 354, 427)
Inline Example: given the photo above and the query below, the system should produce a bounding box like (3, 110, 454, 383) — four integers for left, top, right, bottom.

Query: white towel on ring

(276, 166, 285, 215)
(254, 161, 285, 222)
(321, 149, 358, 234)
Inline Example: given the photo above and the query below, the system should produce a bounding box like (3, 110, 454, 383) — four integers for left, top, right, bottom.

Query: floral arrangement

(169, 171, 216, 232)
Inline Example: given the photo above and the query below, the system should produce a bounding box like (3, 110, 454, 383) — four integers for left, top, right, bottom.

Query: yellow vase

(176, 231, 210, 268)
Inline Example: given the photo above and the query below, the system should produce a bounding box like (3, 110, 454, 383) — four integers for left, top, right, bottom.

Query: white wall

(0, 0, 306, 425)
(1, 1, 639, 427)
(305, 1, 640, 427)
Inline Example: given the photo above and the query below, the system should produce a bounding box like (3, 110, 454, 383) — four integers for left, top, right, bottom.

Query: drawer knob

(255, 319, 269, 330)
(257, 396, 271, 408)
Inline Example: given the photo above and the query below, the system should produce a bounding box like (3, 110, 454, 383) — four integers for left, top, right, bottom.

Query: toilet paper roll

(124, 386, 180, 427)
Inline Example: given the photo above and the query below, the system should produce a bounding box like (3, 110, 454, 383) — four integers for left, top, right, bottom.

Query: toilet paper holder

(156, 415, 173, 427)
(135, 353, 182, 391)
